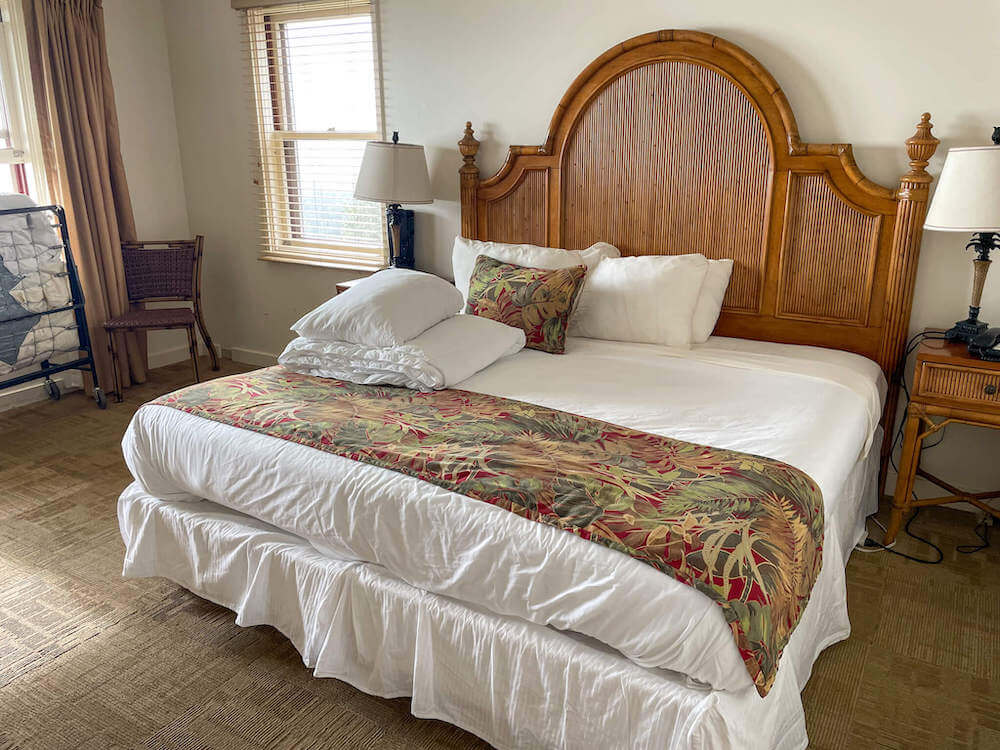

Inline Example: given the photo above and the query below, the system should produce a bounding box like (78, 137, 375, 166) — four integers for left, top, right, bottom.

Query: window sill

(259, 249, 387, 273)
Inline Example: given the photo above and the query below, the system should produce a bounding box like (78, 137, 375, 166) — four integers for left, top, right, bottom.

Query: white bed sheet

(121, 336, 884, 695)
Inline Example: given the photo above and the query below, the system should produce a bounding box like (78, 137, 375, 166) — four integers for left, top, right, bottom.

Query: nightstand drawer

(916, 362, 1000, 406)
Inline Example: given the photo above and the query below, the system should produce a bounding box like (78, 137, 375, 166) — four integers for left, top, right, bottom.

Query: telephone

(969, 328, 1000, 361)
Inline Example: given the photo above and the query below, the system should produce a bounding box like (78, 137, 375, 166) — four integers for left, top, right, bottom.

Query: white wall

(104, 0, 191, 364)
(161, 0, 388, 366)
(157, 0, 1000, 498)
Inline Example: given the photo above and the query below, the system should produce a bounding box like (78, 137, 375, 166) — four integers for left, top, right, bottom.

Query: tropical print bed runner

(151, 366, 824, 697)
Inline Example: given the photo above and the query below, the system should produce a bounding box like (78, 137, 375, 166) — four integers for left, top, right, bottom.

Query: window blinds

(242, 0, 386, 270)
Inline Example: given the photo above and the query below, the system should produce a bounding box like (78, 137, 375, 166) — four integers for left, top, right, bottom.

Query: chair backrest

(121, 237, 203, 303)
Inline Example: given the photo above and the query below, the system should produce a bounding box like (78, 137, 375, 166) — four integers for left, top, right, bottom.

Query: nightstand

(335, 277, 367, 295)
(886, 334, 1000, 543)
(336, 272, 454, 296)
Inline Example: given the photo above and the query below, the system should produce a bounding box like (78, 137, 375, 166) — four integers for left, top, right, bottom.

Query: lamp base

(945, 233, 999, 344)
(945, 316, 989, 343)
(385, 205, 415, 269)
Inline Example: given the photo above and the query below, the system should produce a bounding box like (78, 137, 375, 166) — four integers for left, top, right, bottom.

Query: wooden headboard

(457, 30, 938, 385)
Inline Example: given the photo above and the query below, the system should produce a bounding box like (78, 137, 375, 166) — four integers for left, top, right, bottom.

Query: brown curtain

(22, 0, 146, 394)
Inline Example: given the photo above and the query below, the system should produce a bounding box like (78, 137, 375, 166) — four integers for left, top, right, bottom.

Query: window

(0, 0, 46, 199)
(244, 0, 386, 270)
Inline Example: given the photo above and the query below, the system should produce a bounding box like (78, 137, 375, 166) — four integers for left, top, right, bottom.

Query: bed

(118, 30, 938, 749)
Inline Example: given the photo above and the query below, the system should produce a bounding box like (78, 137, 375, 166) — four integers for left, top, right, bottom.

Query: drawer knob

(985, 384, 997, 396)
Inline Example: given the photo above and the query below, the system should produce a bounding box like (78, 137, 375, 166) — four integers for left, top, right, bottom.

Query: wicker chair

(103, 235, 218, 401)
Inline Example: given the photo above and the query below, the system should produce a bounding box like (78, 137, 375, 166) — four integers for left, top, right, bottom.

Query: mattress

(0, 195, 78, 375)
(119, 427, 877, 750)
(121, 335, 884, 696)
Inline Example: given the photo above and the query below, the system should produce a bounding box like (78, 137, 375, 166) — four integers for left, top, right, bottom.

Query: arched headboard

(457, 30, 938, 384)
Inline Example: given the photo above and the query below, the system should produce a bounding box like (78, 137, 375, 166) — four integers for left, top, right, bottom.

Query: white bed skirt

(118, 483, 823, 750)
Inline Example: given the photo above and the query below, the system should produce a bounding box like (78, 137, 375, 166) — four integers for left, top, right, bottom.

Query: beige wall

(104, 0, 191, 364)
(155, 0, 1000, 498)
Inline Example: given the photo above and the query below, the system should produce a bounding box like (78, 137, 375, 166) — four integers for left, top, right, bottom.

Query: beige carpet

(1, 358, 998, 749)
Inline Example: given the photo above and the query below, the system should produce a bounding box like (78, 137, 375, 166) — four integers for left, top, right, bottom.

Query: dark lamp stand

(946, 231, 999, 343)
(385, 203, 415, 269)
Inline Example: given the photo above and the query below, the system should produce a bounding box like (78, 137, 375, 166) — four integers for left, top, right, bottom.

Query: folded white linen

(291, 268, 464, 347)
(278, 314, 525, 391)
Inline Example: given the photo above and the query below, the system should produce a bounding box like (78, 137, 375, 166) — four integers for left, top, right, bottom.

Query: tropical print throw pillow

(465, 255, 586, 354)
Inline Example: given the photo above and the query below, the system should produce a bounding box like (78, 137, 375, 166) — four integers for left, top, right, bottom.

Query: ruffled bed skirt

(118, 483, 815, 749)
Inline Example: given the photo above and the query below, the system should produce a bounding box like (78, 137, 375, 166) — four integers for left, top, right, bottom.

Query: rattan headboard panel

(778, 173, 882, 325)
(458, 31, 939, 387)
(561, 60, 771, 313)
(482, 168, 548, 246)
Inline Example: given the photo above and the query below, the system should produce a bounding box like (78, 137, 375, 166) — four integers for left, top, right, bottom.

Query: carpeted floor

(1, 358, 998, 749)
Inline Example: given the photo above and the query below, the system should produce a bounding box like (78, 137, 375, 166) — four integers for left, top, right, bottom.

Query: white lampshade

(924, 145, 1000, 232)
(354, 140, 433, 205)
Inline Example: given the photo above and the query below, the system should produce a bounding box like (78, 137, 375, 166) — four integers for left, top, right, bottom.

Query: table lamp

(354, 132, 433, 269)
(923, 129, 1000, 343)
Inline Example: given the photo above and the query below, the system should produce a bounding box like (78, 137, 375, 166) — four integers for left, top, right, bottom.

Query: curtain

(22, 0, 145, 394)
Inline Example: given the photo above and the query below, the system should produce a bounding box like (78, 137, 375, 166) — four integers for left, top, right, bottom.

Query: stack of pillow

(279, 237, 735, 390)
(278, 268, 526, 391)
(452, 236, 734, 352)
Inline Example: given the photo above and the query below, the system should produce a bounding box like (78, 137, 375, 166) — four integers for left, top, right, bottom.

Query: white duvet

(122, 336, 884, 694)
(278, 314, 525, 391)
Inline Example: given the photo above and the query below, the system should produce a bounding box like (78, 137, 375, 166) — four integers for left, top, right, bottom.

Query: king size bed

(117, 31, 938, 749)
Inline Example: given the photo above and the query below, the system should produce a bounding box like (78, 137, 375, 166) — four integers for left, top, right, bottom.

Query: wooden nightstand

(336, 272, 454, 295)
(335, 277, 367, 295)
(887, 334, 1000, 543)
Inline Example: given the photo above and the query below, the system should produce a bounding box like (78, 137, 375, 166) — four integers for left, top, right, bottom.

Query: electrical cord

(957, 518, 991, 554)
(889, 329, 946, 472)
(886, 331, 947, 460)
(861, 508, 944, 564)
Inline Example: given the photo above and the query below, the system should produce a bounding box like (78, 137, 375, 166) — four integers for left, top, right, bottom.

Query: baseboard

(0, 371, 82, 413)
(223, 346, 277, 367)
(148, 343, 275, 369)
(148, 343, 222, 369)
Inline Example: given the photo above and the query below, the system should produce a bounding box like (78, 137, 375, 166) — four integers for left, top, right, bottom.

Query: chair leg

(186, 325, 201, 383)
(194, 307, 219, 371)
(106, 328, 124, 403)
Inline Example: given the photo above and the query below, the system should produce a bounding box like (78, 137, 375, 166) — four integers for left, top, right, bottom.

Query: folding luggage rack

(0, 204, 106, 408)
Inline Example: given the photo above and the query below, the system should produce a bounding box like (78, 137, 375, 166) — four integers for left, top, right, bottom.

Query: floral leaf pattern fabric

(152, 366, 824, 697)
(465, 254, 586, 354)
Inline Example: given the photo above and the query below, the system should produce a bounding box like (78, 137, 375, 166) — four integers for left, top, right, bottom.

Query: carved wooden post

(459, 122, 480, 239)
(878, 113, 940, 493)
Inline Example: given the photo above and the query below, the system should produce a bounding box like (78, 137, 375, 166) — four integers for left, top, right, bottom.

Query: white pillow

(692, 259, 734, 343)
(291, 268, 463, 346)
(570, 254, 709, 347)
(451, 236, 619, 304)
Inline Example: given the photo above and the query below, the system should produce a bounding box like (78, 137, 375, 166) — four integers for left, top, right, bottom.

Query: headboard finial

(459, 122, 480, 238)
(903, 113, 939, 183)
(459, 121, 480, 172)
